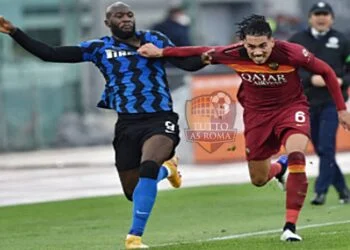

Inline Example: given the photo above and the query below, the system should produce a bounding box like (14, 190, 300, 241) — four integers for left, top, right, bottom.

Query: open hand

(0, 16, 16, 34)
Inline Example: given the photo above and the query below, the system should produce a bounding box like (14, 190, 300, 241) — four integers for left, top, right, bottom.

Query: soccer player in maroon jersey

(138, 15, 350, 241)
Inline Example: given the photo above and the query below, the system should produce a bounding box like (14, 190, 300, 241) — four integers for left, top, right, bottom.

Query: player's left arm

(295, 45, 350, 129)
(166, 56, 206, 71)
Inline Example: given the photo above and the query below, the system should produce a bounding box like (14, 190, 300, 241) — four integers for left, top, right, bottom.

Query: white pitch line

(209, 220, 350, 241)
(155, 220, 350, 248)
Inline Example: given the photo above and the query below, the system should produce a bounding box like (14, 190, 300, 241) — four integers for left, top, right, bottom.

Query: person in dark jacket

(289, 1, 350, 205)
(152, 6, 192, 47)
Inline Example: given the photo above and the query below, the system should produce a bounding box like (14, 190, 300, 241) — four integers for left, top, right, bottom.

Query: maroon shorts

(244, 102, 310, 161)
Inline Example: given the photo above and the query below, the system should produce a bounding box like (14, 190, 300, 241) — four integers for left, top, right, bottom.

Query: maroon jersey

(163, 41, 346, 112)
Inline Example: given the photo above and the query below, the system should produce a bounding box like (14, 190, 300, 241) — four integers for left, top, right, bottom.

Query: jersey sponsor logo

(240, 73, 287, 86)
(105, 49, 137, 59)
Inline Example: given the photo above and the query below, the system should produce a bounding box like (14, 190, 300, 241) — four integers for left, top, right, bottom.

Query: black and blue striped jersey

(11, 28, 204, 114)
(79, 30, 175, 114)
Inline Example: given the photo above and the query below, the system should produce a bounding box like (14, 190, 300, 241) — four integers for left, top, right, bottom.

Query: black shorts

(113, 111, 180, 172)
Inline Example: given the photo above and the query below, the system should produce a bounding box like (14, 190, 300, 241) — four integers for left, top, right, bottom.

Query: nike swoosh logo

(136, 210, 149, 215)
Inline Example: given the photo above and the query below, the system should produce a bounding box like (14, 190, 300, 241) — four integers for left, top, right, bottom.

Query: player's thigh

(275, 103, 310, 153)
(284, 133, 309, 154)
(113, 123, 142, 197)
(141, 135, 175, 165)
(244, 111, 280, 162)
(141, 112, 180, 164)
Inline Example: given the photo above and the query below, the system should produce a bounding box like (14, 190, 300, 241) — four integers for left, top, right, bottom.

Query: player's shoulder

(79, 37, 109, 48)
(219, 41, 245, 55)
(228, 41, 244, 50)
(141, 30, 169, 40)
(275, 40, 305, 51)
(275, 40, 308, 58)
(140, 30, 174, 47)
(275, 40, 312, 65)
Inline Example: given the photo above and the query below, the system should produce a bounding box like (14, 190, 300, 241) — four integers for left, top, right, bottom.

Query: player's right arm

(138, 43, 239, 65)
(0, 16, 83, 63)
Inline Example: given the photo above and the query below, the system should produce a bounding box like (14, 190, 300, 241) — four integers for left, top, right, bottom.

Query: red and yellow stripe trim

(288, 164, 305, 173)
(228, 63, 295, 74)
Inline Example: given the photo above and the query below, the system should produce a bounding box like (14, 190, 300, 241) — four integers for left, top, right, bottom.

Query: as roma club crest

(185, 91, 237, 153)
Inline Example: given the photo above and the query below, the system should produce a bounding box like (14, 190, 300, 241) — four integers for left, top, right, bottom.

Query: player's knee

(124, 191, 133, 202)
(251, 176, 268, 187)
(142, 150, 173, 166)
(139, 160, 160, 179)
(122, 186, 135, 202)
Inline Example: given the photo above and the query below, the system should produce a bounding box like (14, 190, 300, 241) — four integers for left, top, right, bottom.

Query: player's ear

(243, 40, 248, 49)
(270, 37, 275, 47)
(104, 19, 111, 28)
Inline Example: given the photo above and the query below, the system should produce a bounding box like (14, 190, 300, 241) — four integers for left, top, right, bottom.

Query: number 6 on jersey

(295, 111, 306, 123)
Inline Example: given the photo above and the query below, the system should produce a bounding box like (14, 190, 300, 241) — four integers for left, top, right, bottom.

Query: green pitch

(1, 175, 350, 250)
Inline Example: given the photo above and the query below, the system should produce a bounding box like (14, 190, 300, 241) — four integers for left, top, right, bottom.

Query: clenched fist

(137, 43, 163, 58)
(338, 110, 350, 131)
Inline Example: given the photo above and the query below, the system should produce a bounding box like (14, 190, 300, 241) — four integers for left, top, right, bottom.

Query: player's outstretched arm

(167, 56, 207, 71)
(0, 16, 83, 63)
(138, 43, 214, 58)
(138, 43, 237, 65)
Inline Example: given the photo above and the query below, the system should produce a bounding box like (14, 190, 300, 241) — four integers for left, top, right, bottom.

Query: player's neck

(113, 35, 141, 48)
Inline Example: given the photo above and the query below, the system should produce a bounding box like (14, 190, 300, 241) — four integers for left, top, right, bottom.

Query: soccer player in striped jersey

(0, 2, 205, 249)
(138, 15, 350, 242)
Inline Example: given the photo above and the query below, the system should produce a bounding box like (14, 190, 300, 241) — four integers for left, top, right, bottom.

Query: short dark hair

(236, 15, 272, 40)
(168, 6, 184, 16)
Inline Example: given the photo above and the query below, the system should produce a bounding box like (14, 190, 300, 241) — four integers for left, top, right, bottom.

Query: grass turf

(0, 175, 349, 250)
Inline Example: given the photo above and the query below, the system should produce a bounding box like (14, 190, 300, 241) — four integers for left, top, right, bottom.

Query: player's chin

(253, 58, 265, 64)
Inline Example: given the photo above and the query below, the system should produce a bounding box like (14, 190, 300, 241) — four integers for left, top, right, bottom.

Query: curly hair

(236, 14, 272, 40)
